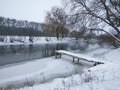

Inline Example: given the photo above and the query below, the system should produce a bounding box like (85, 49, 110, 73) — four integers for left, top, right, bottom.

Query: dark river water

(0, 42, 82, 66)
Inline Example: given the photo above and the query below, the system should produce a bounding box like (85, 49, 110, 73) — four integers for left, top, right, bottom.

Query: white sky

(0, 0, 62, 23)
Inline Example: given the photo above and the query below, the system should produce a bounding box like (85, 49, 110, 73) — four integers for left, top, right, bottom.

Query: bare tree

(45, 7, 68, 39)
(65, 0, 120, 43)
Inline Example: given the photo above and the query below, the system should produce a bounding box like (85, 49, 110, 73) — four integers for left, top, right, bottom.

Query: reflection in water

(0, 43, 68, 66)
(10, 45, 17, 53)
(29, 44, 33, 56)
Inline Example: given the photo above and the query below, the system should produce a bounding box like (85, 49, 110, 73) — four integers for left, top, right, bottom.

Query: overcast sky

(0, 0, 62, 23)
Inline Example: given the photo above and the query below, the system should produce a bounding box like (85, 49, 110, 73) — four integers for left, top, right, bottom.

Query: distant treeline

(0, 17, 48, 36)
(0, 26, 47, 36)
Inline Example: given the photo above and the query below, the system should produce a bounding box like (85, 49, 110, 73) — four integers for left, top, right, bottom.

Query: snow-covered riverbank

(0, 46, 119, 90)
(0, 36, 70, 45)
(0, 56, 88, 89)
(17, 48, 120, 90)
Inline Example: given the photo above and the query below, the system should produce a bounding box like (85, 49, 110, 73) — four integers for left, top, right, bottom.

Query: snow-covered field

(0, 36, 70, 45)
(0, 45, 120, 90)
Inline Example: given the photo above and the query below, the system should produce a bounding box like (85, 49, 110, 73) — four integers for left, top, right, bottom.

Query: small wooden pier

(55, 50, 104, 66)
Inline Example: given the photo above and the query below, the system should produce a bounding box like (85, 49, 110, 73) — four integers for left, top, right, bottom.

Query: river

(0, 42, 82, 66)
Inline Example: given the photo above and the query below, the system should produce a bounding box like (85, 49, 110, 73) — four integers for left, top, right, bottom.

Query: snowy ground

(0, 45, 120, 90)
(0, 56, 87, 90)
(0, 36, 70, 45)
(18, 48, 120, 90)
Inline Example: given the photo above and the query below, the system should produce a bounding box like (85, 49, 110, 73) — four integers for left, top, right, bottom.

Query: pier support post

(78, 58, 79, 62)
(73, 57, 75, 63)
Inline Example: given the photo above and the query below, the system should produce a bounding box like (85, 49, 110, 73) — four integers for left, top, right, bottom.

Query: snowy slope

(0, 57, 86, 89)
(18, 48, 120, 90)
